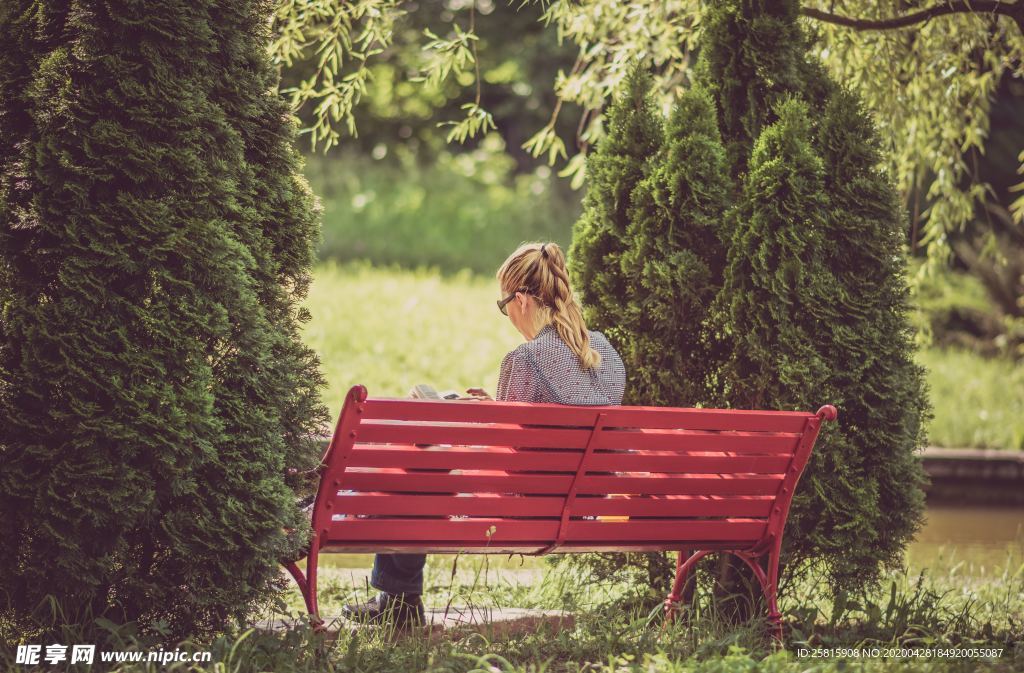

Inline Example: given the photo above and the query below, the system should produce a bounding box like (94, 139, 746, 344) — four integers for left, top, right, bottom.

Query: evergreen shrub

(565, 0, 929, 609)
(0, 0, 328, 638)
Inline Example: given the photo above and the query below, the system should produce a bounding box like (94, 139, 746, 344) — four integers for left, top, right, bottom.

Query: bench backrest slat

(360, 398, 811, 433)
(346, 445, 794, 473)
(328, 518, 768, 546)
(331, 494, 774, 519)
(342, 471, 784, 496)
(357, 422, 597, 449)
(594, 429, 801, 454)
(357, 423, 802, 454)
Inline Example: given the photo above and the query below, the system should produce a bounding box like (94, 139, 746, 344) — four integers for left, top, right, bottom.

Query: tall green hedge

(620, 85, 731, 408)
(703, 0, 929, 599)
(569, 67, 662, 348)
(568, 0, 929, 611)
(570, 79, 735, 596)
(790, 88, 930, 584)
(0, 0, 328, 638)
(696, 0, 832, 176)
(716, 97, 832, 414)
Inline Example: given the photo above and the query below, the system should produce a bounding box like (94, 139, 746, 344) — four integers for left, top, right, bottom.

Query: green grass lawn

(305, 148, 579, 275)
(304, 262, 524, 414)
(916, 348, 1024, 449)
(303, 262, 1024, 450)
(13, 543, 1016, 672)
(4, 260, 1018, 672)
(253, 544, 1021, 673)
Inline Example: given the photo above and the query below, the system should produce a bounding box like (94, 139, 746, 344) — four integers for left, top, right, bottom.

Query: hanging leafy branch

(415, 5, 497, 142)
(803, 1, 1024, 31)
(415, 25, 478, 89)
(804, 1, 1024, 275)
(271, 0, 406, 148)
(272, 0, 497, 150)
(268, 0, 1024, 266)
(1013, 148, 1024, 219)
(520, 1, 704, 187)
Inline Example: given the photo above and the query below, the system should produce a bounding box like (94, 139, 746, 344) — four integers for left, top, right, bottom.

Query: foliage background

(273, 0, 1024, 358)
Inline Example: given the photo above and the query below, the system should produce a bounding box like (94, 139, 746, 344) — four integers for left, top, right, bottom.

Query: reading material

(410, 384, 461, 400)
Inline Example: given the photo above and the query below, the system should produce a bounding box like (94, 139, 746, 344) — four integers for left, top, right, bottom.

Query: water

(905, 504, 1023, 574)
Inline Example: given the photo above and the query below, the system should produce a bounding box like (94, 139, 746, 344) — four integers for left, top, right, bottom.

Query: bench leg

(283, 533, 324, 629)
(664, 548, 784, 643)
(766, 537, 783, 643)
(306, 536, 322, 627)
(285, 561, 314, 614)
(734, 547, 783, 643)
(664, 549, 709, 624)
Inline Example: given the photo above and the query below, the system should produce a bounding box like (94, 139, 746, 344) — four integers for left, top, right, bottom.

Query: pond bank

(922, 447, 1024, 505)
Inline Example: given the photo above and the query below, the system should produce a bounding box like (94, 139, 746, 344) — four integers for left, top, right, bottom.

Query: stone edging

(920, 446, 1024, 505)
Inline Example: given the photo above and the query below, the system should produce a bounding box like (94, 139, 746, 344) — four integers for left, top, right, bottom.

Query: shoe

(342, 591, 425, 628)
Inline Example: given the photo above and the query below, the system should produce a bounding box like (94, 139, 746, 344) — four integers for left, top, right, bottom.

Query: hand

(464, 387, 493, 401)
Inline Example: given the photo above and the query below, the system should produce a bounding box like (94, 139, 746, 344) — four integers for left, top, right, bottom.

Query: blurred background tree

(271, 0, 1024, 357)
(278, 0, 583, 273)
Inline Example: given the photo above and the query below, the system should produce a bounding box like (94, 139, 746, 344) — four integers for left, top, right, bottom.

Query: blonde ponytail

(496, 242, 602, 369)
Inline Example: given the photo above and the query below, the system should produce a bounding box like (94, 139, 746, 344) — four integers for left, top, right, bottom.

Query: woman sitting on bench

(343, 241, 627, 628)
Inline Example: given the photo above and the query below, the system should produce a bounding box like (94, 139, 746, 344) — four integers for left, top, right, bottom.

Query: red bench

(285, 384, 836, 640)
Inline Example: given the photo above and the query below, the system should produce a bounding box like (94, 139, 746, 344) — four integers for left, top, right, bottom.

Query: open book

(410, 383, 462, 400)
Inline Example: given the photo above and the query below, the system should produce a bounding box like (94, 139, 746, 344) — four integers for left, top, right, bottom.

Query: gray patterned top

(496, 324, 626, 405)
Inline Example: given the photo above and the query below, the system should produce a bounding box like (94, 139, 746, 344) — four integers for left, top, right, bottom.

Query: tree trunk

(713, 554, 764, 625)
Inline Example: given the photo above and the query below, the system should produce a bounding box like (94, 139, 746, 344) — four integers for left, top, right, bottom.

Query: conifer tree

(619, 86, 731, 407)
(717, 99, 832, 413)
(710, 98, 835, 619)
(675, 0, 931, 612)
(571, 6, 929, 609)
(574, 86, 732, 597)
(0, 0, 328, 638)
(785, 88, 930, 587)
(697, 0, 832, 175)
(704, 3, 930, 605)
(569, 67, 662, 347)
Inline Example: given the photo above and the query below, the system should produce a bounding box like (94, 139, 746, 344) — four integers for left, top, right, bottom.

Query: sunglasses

(497, 287, 534, 316)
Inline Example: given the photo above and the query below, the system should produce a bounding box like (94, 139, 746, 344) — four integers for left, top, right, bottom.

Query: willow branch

(801, 1, 1024, 32)
(470, 1, 482, 106)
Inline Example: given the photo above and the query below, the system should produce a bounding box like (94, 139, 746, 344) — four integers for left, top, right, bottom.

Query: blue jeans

(371, 553, 426, 595)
